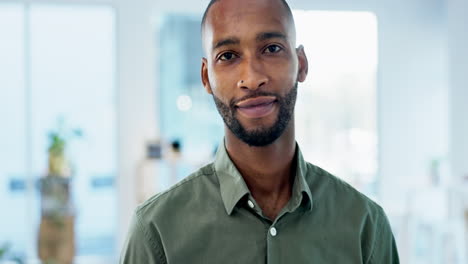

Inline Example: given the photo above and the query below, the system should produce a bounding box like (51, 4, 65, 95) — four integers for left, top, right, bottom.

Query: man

(120, 0, 399, 263)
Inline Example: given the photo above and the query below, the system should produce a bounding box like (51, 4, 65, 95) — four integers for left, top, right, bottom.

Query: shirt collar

(214, 140, 313, 215)
(288, 144, 313, 212)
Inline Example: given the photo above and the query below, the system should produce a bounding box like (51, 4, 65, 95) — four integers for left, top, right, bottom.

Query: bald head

(201, 0, 295, 36)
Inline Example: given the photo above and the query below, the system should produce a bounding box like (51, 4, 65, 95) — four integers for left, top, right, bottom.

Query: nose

(237, 57, 269, 90)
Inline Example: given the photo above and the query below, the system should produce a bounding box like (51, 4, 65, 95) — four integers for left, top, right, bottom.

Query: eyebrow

(213, 37, 240, 50)
(256, 31, 287, 42)
(212, 32, 287, 51)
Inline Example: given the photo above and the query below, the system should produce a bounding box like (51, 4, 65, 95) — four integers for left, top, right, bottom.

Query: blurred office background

(0, 0, 467, 263)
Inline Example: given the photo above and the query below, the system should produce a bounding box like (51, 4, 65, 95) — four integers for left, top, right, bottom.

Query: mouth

(235, 96, 277, 119)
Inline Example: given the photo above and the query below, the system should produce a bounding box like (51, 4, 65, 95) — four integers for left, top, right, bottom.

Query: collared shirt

(120, 142, 399, 264)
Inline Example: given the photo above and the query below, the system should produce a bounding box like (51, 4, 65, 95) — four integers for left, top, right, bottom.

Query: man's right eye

(218, 52, 237, 61)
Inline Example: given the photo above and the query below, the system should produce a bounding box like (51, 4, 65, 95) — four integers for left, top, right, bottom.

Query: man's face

(201, 0, 308, 147)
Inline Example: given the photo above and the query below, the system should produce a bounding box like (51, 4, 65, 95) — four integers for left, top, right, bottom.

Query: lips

(235, 96, 277, 119)
(236, 96, 277, 108)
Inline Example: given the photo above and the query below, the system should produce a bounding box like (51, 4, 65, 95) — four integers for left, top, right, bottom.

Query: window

(0, 3, 28, 257)
(293, 10, 378, 195)
(0, 3, 117, 261)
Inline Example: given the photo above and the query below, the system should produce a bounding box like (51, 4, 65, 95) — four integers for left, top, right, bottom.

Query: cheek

(209, 69, 237, 99)
(285, 52, 299, 77)
(268, 55, 298, 79)
(270, 64, 297, 88)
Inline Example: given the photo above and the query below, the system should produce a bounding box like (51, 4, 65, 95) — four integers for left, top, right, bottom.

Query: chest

(161, 209, 366, 264)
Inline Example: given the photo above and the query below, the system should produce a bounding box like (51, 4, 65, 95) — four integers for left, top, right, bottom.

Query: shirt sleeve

(366, 209, 400, 264)
(120, 211, 167, 264)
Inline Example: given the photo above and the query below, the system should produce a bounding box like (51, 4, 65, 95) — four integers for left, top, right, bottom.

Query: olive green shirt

(120, 143, 399, 264)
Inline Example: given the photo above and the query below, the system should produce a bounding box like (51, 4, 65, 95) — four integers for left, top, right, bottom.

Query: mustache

(229, 91, 280, 108)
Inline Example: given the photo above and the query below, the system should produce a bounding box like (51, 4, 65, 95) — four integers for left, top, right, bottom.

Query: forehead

(203, 0, 294, 49)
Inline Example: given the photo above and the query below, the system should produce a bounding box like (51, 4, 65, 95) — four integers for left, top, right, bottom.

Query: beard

(212, 83, 298, 147)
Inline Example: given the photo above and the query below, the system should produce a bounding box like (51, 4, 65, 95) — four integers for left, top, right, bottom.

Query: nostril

(257, 81, 267, 89)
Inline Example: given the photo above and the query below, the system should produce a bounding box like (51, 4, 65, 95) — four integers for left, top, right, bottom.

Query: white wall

(375, 0, 449, 208)
(448, 0, 468, 185)
(115, 0, 158, 251)
(447, 0, 468, 256)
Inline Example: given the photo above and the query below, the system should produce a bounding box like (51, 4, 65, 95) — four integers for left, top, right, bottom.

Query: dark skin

(201, 0, 308, 220)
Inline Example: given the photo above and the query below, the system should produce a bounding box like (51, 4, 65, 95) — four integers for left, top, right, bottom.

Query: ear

(296, 45, 309, 83)
(201, 57, 213, 94)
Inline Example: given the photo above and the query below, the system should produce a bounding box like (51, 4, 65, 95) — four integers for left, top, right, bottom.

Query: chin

(237, 112, 278, 127)
(241, 120, 276, 133)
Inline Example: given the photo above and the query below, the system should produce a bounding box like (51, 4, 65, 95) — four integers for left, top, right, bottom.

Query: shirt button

(247, 200, 255, 208)
(270, 227, 277, 237)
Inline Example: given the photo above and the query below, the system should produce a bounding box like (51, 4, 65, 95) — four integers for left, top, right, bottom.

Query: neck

(225, 122, 296, 218)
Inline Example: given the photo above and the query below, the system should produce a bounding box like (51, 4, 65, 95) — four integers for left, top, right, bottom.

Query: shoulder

(135, 163, 220, 224)
(305, 163, 398, 263)
(120, 164, 219, 263)
(305, 162, 385, 219)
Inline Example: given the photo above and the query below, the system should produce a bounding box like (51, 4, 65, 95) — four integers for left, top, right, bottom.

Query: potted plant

(38, 118, 82, 264)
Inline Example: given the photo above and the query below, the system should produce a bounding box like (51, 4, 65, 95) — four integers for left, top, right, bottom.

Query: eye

(264, 44, 282, 54)
(218, 52, 237, 61)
